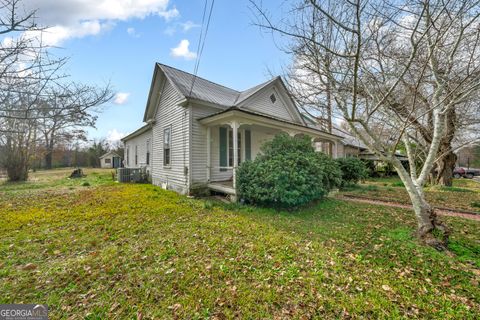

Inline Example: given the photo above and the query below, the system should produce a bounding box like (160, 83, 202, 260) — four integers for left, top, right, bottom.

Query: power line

(188, 0, 215, 96)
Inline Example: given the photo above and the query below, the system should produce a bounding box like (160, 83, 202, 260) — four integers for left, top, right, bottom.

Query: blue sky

(30, 0, 290, 143)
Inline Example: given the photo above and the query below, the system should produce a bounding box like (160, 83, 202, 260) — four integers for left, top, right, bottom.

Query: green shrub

(335, 157, 369, 188)
(82, 181, 90, 187)
(471, 201, 480, 208)
(391, 181, 405, 187)
(236, 134, 341, 208)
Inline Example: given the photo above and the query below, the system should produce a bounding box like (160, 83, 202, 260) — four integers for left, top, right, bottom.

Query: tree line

(0, 0, 113, 181)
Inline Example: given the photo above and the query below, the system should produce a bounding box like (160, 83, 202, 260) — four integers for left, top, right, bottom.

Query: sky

(21, 0, 291, 144)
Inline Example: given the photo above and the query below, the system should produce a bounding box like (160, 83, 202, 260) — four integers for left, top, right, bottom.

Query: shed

(99, 151, 122, 169)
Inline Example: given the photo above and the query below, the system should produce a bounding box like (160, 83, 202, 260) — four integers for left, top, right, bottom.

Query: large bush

(236, 134, 341, 208)
(335, 157, 369, 187)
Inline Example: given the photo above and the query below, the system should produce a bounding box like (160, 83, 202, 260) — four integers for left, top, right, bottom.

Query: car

(454, 167, 480, 179)
(453, 167, 465, 178)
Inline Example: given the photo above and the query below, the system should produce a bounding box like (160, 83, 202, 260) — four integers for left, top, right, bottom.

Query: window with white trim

(135, 145, 138, 166)
(146, 139, 150, 165)
(164, 127, 171, 166)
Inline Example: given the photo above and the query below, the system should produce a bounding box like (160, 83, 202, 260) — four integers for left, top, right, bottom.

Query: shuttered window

(219, 127, 227, 171)
(245, 130, 251, 161)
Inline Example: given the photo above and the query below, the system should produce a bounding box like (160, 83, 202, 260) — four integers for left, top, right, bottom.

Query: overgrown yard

(0, 170, 479, 318)
(341, 177, 480, 213)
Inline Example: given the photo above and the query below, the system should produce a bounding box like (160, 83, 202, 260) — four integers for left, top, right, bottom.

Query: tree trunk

(44, 138, 54, 169)
(432, 108, 457, 186)
(44, 151, 53, 170)
(435, 150, 457, 186)
(395, 162, 449, 250)
(413, 197, 449, 250)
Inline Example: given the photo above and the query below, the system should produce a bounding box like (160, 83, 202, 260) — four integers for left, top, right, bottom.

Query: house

(99, 151, 122, 169)
(121, 63, 346, 199)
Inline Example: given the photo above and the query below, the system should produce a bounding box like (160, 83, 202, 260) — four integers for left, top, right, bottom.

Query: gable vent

(270, 93, 276, 103)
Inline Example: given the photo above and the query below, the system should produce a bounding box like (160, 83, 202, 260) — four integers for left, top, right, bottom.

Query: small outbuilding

(99, 151, 122, 169)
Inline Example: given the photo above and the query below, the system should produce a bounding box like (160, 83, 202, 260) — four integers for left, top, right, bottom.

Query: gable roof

(233, 77, 279, 106)
(144, 63, 305, 124)
(121, 124, 152, 142)
(159, 63, 239, 107)
(100, 151, 121, 159)
(302, 114, 367, 150)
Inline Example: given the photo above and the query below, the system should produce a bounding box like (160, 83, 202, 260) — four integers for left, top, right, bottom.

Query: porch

(199, 108, 343, 199)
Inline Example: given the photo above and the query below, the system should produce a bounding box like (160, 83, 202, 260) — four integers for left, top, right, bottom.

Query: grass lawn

(0, 169, 479, 318)
(341, 176, 480, 213)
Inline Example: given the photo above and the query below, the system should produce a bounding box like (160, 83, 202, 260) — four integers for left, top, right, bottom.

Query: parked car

(453, 167, 480, 179)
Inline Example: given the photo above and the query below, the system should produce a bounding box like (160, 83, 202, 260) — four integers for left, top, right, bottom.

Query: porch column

(206, 126, 211, 182)
(232, 121, 239, 192)
(333, 141, 338, 159)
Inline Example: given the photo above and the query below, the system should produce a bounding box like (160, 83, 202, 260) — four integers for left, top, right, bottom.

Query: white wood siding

(124, 130, 153, 173)
(151, 79, 189, 194)
(238, 85, 296, 122)
(100, 157, 113, 168)
(190, 104, 220, 186)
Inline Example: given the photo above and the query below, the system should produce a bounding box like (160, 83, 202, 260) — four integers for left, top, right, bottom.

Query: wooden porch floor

(207, 180, 235, 195)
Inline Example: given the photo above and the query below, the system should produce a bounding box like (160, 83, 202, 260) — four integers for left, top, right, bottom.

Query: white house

(99, 151, 122, 169)
(122, 63, 350, 198)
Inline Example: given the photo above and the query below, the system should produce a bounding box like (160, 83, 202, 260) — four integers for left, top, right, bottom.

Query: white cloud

(126, 27, 140, 37)
(170, 39, 197, 60)
(106, 129, 126, 144)
(158, 7, 180, 21)
(181, 21, 200, 32)
(20, 0, 179, 46)
(113, 92, 130, 105)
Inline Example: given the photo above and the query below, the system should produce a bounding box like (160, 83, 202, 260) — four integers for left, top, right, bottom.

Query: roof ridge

(157, 63, 240, 94)
(234, 76, 280, 106)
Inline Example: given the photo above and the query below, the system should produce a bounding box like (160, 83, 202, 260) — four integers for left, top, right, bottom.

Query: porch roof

(198, 107, 343, 142)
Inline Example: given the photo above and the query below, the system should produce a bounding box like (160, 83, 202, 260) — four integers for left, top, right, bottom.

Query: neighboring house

(99, 152, 122, 169)
(122, 63, 345, 199)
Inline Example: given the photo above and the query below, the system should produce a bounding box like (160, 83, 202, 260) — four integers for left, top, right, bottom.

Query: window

(228, 129, 241, 167)
(146, 139, 150, 165)
(245, 130, 251, 161)
(126, 147, 130, 166)
(104, 158, 111, 164)
(164, 127, 171, 166)
(270, 93, 276, 103)
(135, 145, 138, 166)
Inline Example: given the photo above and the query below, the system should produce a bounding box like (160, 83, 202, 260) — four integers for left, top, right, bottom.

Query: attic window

(270, 93, 276, 104)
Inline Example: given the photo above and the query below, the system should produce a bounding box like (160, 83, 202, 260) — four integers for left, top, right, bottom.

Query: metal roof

(99, 151, 121, 159)
(121, 123, 152, 142)
(158, 63, 280, 108)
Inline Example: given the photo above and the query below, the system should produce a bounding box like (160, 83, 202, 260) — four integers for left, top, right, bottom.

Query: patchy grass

(0, 168, 116, 197)
(343, 177, 480, 213)
(0, 180, 479, 318)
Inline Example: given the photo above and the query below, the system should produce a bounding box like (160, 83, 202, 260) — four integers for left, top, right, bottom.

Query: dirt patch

(339, 194, 480, 222)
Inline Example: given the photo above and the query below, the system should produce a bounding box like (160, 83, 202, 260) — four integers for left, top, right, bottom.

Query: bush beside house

(335, 157, 369, 187)
(237, 134, 341, 208)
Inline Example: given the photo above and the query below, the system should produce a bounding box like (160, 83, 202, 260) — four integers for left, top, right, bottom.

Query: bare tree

(0, 0, 112, 179)
(38, 83, 113, 169)
(251, 0, 480, 249)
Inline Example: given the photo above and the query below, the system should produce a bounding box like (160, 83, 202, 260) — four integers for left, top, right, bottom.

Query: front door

(113, 157, 121, 168)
